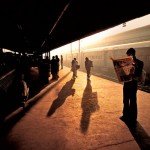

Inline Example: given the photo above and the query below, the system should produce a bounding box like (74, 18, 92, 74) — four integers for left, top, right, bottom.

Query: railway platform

(0, 66, 150, 150)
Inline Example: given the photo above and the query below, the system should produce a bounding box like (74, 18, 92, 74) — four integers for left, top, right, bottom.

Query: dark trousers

(86, 69, 91, 78)
(123, 80, 138, 120)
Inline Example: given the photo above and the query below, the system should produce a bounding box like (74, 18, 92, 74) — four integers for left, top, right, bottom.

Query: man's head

(126, 48, 136, 56)
(85, 57, 89, 61)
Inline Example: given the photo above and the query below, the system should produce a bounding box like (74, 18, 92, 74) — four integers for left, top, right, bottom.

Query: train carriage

(55, 25, 150, 89)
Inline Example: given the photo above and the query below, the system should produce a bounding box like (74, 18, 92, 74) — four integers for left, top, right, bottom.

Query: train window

(147, 56, 150, 61)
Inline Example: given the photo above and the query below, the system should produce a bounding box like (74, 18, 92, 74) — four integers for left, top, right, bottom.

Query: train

(51, 25, 150, 91)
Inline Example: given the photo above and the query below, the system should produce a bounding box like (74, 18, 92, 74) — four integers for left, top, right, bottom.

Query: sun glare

(81, 14, 150, 47)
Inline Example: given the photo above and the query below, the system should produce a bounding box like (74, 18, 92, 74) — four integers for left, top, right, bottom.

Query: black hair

(126, 48, 136, 55)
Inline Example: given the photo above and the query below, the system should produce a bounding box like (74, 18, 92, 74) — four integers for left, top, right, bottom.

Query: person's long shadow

(80, 80, 100, 134)
(121, 120, 150, 149)
(47, 79, 75, 116)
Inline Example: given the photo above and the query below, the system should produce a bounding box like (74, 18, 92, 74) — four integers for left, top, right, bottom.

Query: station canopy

(0, 0, 150, 54)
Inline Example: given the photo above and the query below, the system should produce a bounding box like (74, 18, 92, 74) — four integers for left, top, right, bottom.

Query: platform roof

(0, 0, 150, 54)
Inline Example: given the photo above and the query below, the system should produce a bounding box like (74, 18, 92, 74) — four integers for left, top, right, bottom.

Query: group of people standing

(71, 57, 93, 80)
(50, 55, 60, 80)
(71, 48, 144, 126)
(44, 48, 144, 125)
(50, 55, 64, 80)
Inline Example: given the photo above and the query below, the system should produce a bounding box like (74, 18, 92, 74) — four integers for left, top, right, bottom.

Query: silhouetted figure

(60, 55, 63, 69)
(18, 73, 29, 107)
(50, 56, 57, 80)
(71, 58, 78, 79)
(85, 57, 93, 80)
(39, 57, 50, 84)
(55, 55, 60, 79)
(9, 72, 29, 107)
(45, 56, 51, 80)
(120, 48, 144, 124)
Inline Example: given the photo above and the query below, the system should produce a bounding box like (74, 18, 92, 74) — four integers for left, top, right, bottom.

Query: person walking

(71, 58, 78, 79)
(120, 48, 144, 124)
(85, 57, 93, 80)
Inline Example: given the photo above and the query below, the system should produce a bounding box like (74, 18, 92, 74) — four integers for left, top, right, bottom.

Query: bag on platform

(76, 65, 80, 69)
(90, 60, 93, 67)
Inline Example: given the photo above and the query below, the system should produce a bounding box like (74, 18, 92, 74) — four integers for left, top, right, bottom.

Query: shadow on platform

(47, 78, 75, 116)
(121, 119, 150, 149)
(0, 71, 71, 137)
(80, 79, 100, 134)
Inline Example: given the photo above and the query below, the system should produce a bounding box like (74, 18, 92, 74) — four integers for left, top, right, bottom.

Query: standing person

(120, 48, 144, 124)
(85, 57, 93, 80)
(55, 55, 60, 79)
(71, 58, 78, 79)
(50, 56, 57, 80)
(60, 55, 63, 69)
(16, 73, 29, 107)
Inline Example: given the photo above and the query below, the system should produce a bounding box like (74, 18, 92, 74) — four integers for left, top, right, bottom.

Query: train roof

(83, 25, 150, 49)
(0, 0, 150, 54)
